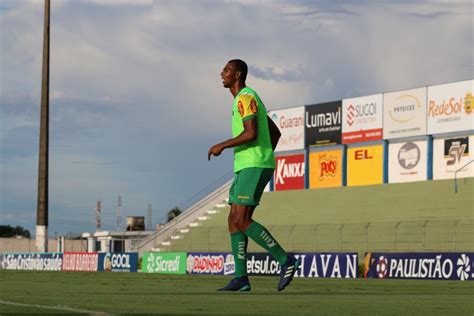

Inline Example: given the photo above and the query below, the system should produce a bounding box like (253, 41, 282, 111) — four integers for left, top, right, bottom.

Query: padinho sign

(269, 107, 305, 152)
(142, 252, 186, 274)
(305, 101, 342, 147)
(0, 253, 63, 271)
(186, 253, 234, 275)
(383, 87, 427, 139)
(274, 154, 305, 191)
(63, 252, 98, 272)
(347, 145, 383, 186)
(98, 252, 138, 272)
(309, 149, 343, 188)
(342, 94, 383, 144)
(433, 136, 473, 180)
(427, 80, 474, 135)
(364, 252, 474, 281)
(388, 141, 427, 183)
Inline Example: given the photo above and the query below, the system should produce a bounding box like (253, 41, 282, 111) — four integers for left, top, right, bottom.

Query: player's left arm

(208, 118, 257, 160)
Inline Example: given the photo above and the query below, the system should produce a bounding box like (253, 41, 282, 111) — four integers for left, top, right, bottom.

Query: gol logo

(319, 156, 337, 179)
(354, 149, 373, 160)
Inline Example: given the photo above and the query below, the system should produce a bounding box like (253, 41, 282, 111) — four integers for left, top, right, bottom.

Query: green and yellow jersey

(232, 87, 275, 172)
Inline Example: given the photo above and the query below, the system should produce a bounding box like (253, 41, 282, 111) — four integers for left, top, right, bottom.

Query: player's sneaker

(277, 256, 300, 291)
(217, 276, 251, 292)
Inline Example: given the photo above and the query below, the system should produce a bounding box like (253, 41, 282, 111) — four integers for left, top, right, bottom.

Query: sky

(0, 0, 472, 236)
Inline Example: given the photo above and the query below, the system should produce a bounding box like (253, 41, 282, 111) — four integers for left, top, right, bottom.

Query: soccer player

(208, 59, 300, 292)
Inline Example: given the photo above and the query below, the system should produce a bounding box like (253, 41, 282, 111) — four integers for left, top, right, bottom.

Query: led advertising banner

(342, 94, 383, 144)
(388, 141, 427, 183)
(246, 253, 358, 278)
(433, 136, 474, 179)
(364, 252, 474, 281)
(269, 107, 305, 152)
(0, 253, 63, 271)
(305, 101, 342, 147)
(347, 145, 383, 186)
(63, 252, 98, 272)
(309, 149, 343, 188)
(274, 154, 305, 191)
(186, 253, 234, 275)
(142, 252, 187, 274)
(427, 80, 474, 135)
(98, 253, 138, 272)
(383, 87, 427, 139)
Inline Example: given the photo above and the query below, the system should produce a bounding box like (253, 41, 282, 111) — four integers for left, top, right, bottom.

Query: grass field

(0, 271, 473, 315)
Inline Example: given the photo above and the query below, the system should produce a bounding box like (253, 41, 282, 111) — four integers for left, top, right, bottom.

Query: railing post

(364, 222, 370, 253)
(290, 225, 296, 251)
(422, 220, 429, 251)
(339, 224, 345, 251)
(453, 220, 460, 251)
(313, 224, 319, 252)
(394, 222, 401, 251)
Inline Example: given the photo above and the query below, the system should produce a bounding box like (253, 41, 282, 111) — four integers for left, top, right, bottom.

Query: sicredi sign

(427, 80, 474, 135)
(342, 94, 383, 144)
(269, 107, 304, 152)
(305, 101, 342, 147)
(142, 252, 186, 274)
(274, 154, 305, 191)
(388, 141, 427, 183)
(383, 87, 427, 139)
(433, 136, 473, 180)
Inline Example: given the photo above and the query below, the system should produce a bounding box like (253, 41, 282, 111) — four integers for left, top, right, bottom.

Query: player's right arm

(267, 116, 281, 151)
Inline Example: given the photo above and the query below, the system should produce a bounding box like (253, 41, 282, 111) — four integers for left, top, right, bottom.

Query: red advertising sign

(274, 154, 305, 191)
(63, 252, 98, 272)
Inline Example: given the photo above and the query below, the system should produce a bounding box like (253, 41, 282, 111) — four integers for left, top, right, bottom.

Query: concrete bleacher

(159, 178, 474, 255)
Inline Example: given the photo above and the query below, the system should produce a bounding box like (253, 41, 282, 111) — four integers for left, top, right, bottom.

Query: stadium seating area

(161, 178, 473, 256)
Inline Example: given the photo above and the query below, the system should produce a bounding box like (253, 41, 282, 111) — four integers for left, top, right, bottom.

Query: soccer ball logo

(456, 254, 471, 281)
(376, 256, 388, 279)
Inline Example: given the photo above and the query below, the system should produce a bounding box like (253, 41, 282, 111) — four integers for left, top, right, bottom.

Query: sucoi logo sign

(347, 103, 377, 126)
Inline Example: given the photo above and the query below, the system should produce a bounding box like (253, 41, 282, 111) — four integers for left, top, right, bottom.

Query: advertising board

(309, 149, 343, 188)
(388, 141, 427, 183)
(342, 94, 383, 144)
(305, 101, 342, 147)
(274, 154, 305, 191)
(365, 252, 474, 281)
(383, 87, 427, 139)
(433, 136, 473, 179)
(269, 107, 305, 152)
(427, 80, 474, 135)
(0, 253, 63, 271)
(142, 252, 186, 274)
(63, 252, 98, 272)
(98, 252, 138, 272)
(186, 252, 234, 275)
(246, 253, 358, 278)
(347, 145, 383, 186)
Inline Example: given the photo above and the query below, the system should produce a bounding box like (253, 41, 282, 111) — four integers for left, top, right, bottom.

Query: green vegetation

(0, 270, 473, 315)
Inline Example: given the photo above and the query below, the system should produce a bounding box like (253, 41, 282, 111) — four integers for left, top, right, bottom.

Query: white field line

(0, 299, 107, 315)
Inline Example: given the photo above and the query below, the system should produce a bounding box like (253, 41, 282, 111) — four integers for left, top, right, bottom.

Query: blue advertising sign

(186, 252, 234, 275)
(98, 253, 138, 272)
(364, 252, 474, 281)
(0, 253, 63, 271)
(247, 252, 358, 278)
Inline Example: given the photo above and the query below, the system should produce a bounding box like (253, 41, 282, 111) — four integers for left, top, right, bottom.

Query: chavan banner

(364, 252, 474, 281)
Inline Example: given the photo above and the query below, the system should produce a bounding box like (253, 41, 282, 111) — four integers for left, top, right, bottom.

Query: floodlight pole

(36, 0, 50, 252)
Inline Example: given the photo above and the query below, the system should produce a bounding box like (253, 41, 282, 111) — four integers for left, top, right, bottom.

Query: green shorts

(228, 167, 274, 206)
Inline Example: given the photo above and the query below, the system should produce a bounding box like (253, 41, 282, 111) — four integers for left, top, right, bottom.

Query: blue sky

(0, 0, 472, 235)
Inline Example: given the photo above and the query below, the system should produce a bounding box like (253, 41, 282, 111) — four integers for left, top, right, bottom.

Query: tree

(0, 225, 31, 238)
(167, 206, 182, 223)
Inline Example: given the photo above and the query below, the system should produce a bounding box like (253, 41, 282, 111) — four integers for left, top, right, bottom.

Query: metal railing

(454, 160, 474, 193)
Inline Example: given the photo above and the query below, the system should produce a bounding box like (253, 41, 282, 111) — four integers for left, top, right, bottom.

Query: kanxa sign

(98, 253, 138, 272)
(246, 253, 358, 278)
(0, 253, 63, 271)
(186, 253, 234, 275)
(305, 101, 342, 147)
(274, 154, 305, 191)
(365, 252, 474, 281)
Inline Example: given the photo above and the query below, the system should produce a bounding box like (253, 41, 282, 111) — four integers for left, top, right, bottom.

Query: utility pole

(147, 204, 152, 230)
(36, 0, 50, 252)
(116, 195, 122, 231)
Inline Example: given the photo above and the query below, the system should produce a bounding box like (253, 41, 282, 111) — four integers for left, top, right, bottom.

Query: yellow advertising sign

(347, 145, 383, 186)
(309, 150, 342, 188)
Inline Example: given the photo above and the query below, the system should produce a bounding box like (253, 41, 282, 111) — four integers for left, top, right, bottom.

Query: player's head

(221, 59, 248, 88)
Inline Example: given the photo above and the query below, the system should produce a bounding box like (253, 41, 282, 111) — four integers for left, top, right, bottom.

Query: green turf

(0, 271, 473, 315)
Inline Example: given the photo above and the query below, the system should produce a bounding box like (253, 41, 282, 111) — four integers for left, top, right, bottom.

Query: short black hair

(228, 59, 248, 82)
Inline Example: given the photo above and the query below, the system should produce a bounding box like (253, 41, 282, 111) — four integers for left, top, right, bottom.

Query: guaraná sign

(269, 107, 305, 152)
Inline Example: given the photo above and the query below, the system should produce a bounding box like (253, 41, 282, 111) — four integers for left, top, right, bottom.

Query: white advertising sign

(433, 136, 474, 180)
(427, 80, 474, 135)
(388, 141, 427, 183)
(269, 107, 305, 152)
(342, 94, 383, 144)
(383, 88, 427, 139)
